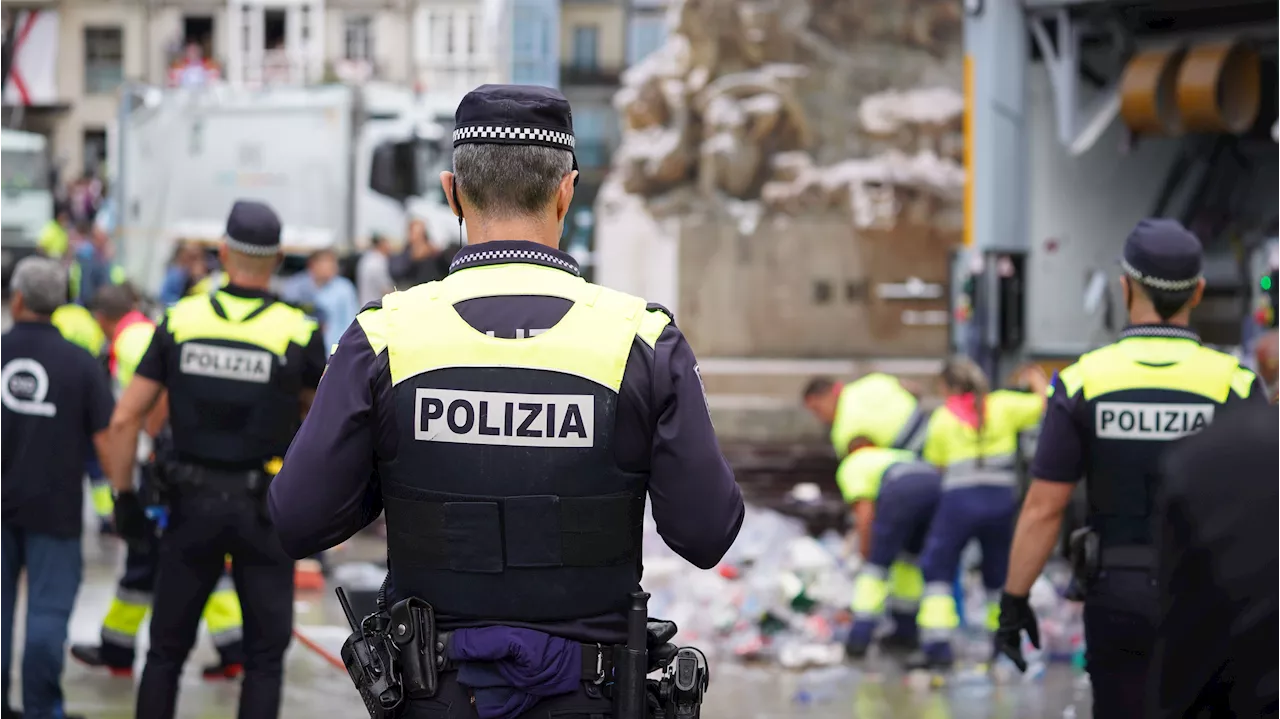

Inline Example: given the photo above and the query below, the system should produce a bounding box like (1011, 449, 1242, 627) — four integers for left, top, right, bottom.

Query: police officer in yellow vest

(996, 219, 1269, 718)
(70, 284, 245, 681)
(907, 358, 1047, 670)
(268, 85, 745, 719)
(802, 375, 934, 655)
(101, 200, 326, 719)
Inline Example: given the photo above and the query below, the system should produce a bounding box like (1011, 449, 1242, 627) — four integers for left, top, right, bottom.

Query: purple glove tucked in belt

(449, 627, 582, 719)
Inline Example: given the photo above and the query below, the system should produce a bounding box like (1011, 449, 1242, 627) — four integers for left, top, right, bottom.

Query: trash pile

(642, 504, 1087, 675)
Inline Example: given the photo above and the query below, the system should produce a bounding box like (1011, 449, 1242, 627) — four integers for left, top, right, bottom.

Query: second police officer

(996, 219, 1269, 718)
(102, 201, 326, 719)
(269, 84, 746, 718)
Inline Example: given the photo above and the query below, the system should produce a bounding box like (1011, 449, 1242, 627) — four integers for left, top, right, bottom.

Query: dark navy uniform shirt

(269, 241, 745, 643)
(2, 322, 115, 538)
(1032, 324, 1268, 484)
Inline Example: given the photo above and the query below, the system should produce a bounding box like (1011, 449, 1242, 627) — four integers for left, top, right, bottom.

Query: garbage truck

(1, 128, 54, 290)
(113, 82, 459, 295)
(960, 1, 1279, 380)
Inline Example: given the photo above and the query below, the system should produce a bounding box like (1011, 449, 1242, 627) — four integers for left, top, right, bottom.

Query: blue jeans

(1, 527, 83, 719)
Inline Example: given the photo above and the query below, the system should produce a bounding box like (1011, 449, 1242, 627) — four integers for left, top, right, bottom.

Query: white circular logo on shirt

(2, 358, 57, 417)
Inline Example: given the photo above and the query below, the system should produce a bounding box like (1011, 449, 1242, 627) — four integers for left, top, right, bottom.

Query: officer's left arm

(1225, 365, 1270, 409)
(269, 315, 384, 560)
(1005, 371, 1083, 596)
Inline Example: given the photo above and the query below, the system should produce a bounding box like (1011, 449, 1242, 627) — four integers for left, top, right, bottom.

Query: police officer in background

(995, 219, 1269, 718)
(101, 200, 326, 719)
(269, 84, 745, 718)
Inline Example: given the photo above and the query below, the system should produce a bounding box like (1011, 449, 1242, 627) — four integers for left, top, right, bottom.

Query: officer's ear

(1188, 278, 1206, 309)
(440, 171, 461, 218)
(1119, 275, 1132, 309)
(555, 171, 577, 223)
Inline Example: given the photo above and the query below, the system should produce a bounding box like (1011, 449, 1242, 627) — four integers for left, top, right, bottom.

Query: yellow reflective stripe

(357, 307, 390, 356)
(1230, 367, 1258, 399)
(851, 572, 890, 616)
(1059, 363, 1084, 398)
(985, 601, 1000, 632)
(114, 322, 155, 387)
(918, 593, 959, 632)
(636, 308, 671, 349)
(202, 587, 243, 636)
(386, 265, 646, 391)
(91, 482, 115, 516)
(102, 597, 150, 637)
(167, 294, 317, 356)
(1079, 342, 1238, 402)
(888, 560, 924, 602)
(110, 265, 127, 285)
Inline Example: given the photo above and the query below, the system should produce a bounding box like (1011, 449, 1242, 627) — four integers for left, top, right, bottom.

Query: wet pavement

(4, 532, 1093, 718)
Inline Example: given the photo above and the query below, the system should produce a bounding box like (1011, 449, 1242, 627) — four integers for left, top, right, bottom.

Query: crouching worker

(838, 446, 942, 659)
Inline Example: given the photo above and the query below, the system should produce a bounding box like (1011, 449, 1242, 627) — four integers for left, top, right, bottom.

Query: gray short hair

(453, 144, 574, 219)
(11, 256, 67, 315)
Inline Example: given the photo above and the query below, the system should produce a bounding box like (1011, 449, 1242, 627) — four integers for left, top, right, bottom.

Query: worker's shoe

(881, 611, 921, 653)
(844, 622, 875, 660)
(202, 660, 244, 680)
(903, 642, 954, 672)
(69, 644, 133, 677)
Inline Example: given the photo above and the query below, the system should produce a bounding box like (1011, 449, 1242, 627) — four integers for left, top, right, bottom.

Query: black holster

(1067, 526, 1099, 599)
(387, 597, 439, 700)
(340, 609, 404, 719)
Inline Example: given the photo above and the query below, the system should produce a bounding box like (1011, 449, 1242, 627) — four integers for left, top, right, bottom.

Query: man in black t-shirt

(1, 256, 115, 719)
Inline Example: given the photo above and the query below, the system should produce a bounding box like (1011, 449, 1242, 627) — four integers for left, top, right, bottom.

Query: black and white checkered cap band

(450, 248, 579, 276)
(224, 235, 281, 256)
(453, 125, 576, 150)
(1120, 259, 1200, 292)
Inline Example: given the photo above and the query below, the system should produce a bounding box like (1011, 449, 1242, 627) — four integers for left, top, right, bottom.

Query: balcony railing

(559, 64, 622, 86)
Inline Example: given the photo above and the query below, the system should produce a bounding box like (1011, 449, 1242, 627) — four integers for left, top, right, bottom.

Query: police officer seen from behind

(996, 219, 1269, 719)
(269, 84, 745, 719)
(2, 257, 115, 719)
(102, 201, 326, 719)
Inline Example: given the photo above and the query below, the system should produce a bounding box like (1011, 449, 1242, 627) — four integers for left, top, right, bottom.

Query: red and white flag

(4, 10, 60, 106)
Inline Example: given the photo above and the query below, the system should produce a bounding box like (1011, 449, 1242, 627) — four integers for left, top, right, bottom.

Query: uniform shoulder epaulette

(645, 302, 675, 322)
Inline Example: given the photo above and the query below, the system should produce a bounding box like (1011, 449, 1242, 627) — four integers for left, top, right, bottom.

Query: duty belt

(166, 462, 269, 495)
(1098, 545, 1155, 569)
(435, 631, 614, 685)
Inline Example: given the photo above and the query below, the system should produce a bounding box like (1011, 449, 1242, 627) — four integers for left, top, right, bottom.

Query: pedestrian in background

(281, 248, 359, 355)
(1147, 400, 1278, 718)
(2, 256, 115, 719)
(390, 217, 446, 287)
(355, 234, 395, 306)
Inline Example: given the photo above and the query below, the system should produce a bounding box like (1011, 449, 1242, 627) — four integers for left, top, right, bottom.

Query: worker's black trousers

(136, 488, 293, 719)
(400, 673, 614, 718)
(1083, 568, 1158, 719)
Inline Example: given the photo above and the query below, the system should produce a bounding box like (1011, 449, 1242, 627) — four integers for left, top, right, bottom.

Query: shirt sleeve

(996, 389, 1047, 431)
(646, 319, 745, 570)
(1029, 371, 1086, 483)
(835, 451, 877, 503)
(269, 316, 383, 560)
(134, 317, 174, 384)
(299, 323, 327, 389)
(83, 351, 116, 436)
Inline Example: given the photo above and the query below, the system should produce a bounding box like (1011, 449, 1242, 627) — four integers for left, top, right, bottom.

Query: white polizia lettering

(1, 358, 56, 417)
(1095, 401, 1214, 441)
(414, 389, 594, 447)
(179, 343, 273, 384)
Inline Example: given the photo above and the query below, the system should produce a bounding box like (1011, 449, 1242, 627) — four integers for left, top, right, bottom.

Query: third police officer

(102, 201, 326, 719)
(269, 84, 745, 718)
(996, 219, 1269, 718)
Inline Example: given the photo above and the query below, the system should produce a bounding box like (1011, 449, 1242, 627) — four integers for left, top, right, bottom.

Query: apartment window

(83, 129, 108, 176)
(573, 106, 611, 168)
(344, 15, 373, 61)
(466, 12, 477, 56)
(84, 27, 124, 94)
(627, 14, 665, 66)
(571, 25, 599, 71)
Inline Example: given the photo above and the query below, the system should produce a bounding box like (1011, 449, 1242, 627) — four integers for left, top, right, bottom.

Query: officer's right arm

(269, 310, 385, 560)
(1225, 364, 1270, 409)
(1005, 369, 1084, 596)
(645, 311, 745, 570)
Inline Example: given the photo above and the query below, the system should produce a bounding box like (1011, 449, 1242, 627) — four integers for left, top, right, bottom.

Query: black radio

(337, 587, 404, 719)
